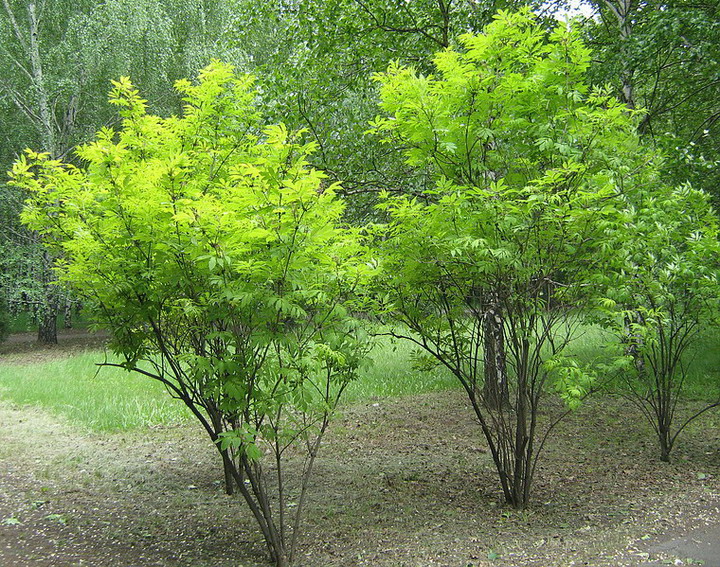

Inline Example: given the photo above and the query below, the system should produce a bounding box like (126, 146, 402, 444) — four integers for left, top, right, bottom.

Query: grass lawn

(0, 335, 459, 432)
(0, 324, 717, 432)
(0, 351, 189, 431)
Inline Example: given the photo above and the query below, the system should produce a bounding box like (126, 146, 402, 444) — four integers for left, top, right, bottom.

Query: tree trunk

(658, 426, 672, 463)
(482, 297, 508, 409)
(3, 0, 62, 345)
(223, 449, 235, 496)
(510, 353, 530, 509)
(656, 398, 673, 463)
(35, 248, 58, 344)
(623, 310, 646, 376)
(37, 285, 58, 344)
(602, 0, 637, 110)
(27, 1, 57, 156)
(63, 297, 73, 329)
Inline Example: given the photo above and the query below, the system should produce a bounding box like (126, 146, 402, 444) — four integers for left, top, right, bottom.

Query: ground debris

(1, 356, 719, 566)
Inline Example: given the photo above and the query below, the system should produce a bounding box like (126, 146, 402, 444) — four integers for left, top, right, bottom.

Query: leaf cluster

(13, 60, 373, 458)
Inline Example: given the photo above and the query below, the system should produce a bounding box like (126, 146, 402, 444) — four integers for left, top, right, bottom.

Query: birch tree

(0, 0, 90, 342)
(583, 0, 720, 205)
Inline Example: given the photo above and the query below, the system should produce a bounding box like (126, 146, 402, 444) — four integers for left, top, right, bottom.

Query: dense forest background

(1, 0, 719, 343)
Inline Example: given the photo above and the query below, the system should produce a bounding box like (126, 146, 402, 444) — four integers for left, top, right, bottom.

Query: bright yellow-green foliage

(372, 9, 642, 187)
(13, 60, 371, 459)
(13, 61, 375, 562)
(370, 11, 720, 411)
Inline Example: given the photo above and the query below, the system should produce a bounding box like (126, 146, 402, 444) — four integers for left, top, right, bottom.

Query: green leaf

(45, 514, 68, 526)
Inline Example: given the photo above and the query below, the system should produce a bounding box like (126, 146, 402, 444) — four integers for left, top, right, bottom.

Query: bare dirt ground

(1, 332, 719, 566)
(0, 329, 109, 364)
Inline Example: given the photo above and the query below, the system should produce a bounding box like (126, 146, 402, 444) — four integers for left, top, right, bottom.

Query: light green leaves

(367, 9, 669, 507)
(108, 76, 148, 118)
(14, 59, 372, 479)
(545, 357, 596, 410)
(217, 428, 262, 461)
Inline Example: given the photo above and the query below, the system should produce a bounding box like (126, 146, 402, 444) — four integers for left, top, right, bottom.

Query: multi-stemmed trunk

(465, 383, 536, 510)
(621, 314, 720, 463)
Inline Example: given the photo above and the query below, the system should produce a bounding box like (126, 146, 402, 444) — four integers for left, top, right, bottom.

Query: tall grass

(0, 337, 458, 432)
(559, 323, 618, 366)
(0, 351, 190, 431)
(6, 310, 38, 333)
(5, 308, 93, 333)
(568, 322, 720, 400)
(681, 329, 720, 401)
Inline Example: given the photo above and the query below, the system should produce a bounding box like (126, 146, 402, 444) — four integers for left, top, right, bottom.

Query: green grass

(681, 330, 720, 401)
(1, 323, 716, 433)
(569, 322, 720, 401)
(342, 336, 457, 403)
(560, 323, 618, 365)
(0, 337, 458, 433)
(7, 310, 38, 333)
(0, 352, 190, 431)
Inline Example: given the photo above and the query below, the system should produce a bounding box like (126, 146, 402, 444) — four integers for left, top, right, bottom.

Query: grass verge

(343, 336, 457, 403)
(0, 336, 458, 432)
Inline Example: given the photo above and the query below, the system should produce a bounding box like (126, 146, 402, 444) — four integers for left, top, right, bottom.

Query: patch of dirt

(0, 329, 109, 365)
(1, 338, 719, 566)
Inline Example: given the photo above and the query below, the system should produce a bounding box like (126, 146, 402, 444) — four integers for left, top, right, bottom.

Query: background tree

(0, 285, 9, 343)
(14, 62, 371, 566)
(227, 0, 538, 220)
(370, 9, 650, 508)
(0, 0, 243, 340)
(0, 0, 94, 342)
(66, 0, 250, 125)
(0, 184, 39, 321)
(580, 0, 720, 207)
